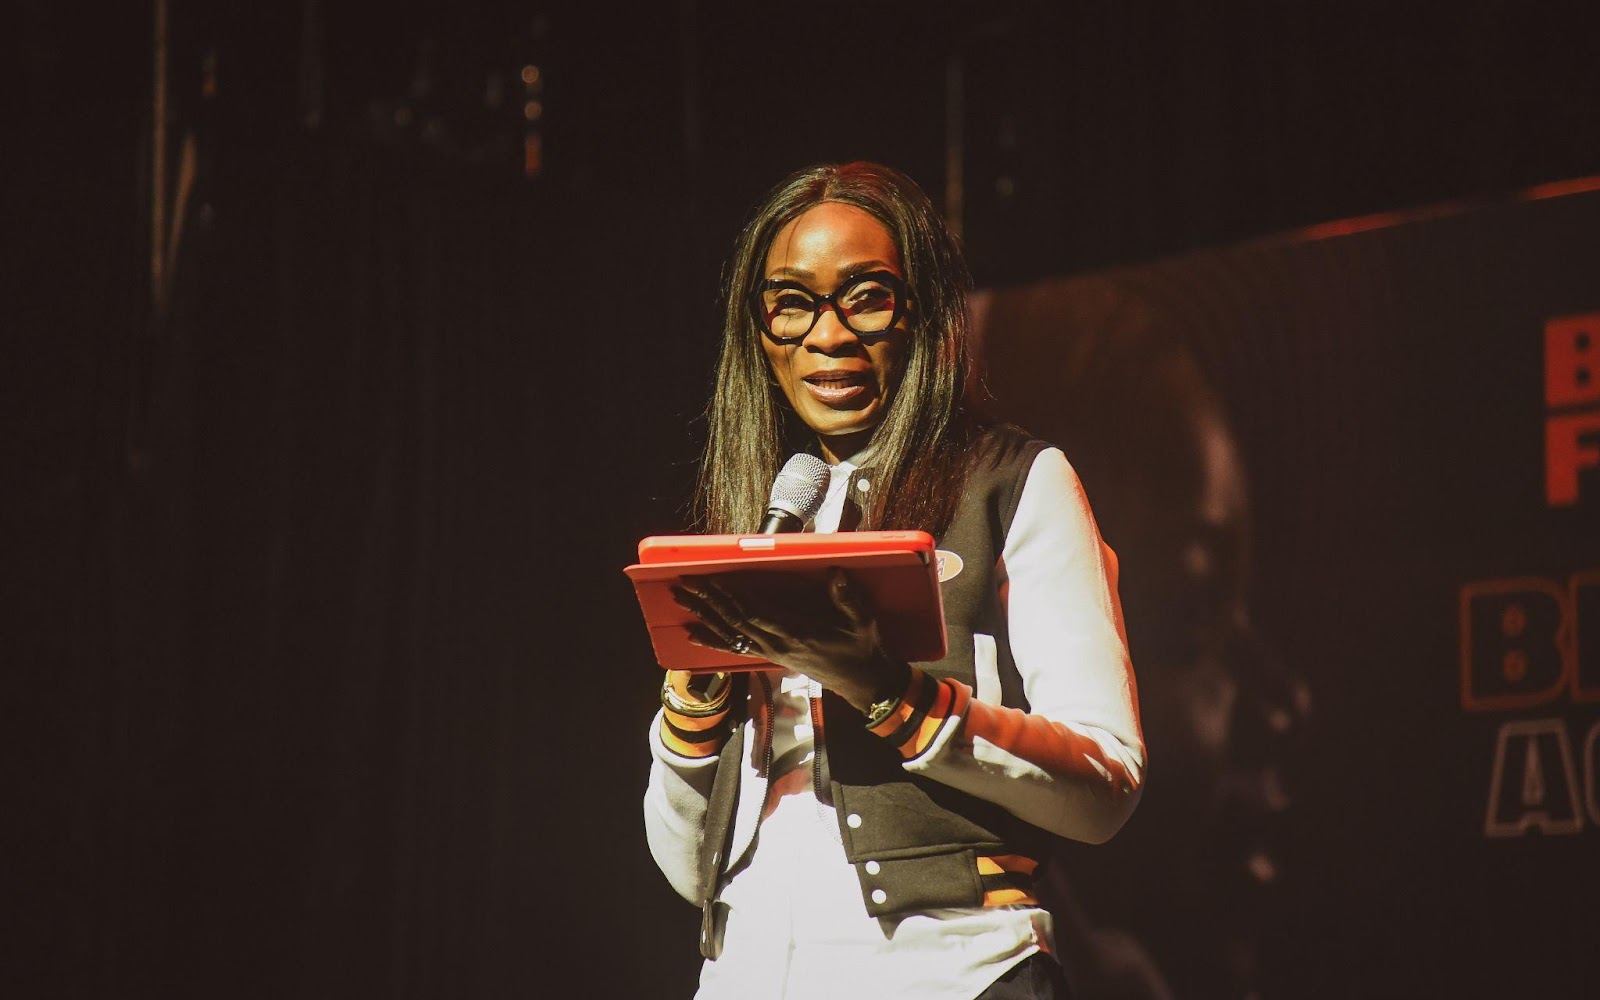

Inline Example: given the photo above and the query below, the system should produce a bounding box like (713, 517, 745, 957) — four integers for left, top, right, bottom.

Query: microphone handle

(758, 509, 803, 534)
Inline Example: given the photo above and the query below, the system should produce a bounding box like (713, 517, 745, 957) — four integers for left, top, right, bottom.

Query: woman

(643, 162, 1144, 999)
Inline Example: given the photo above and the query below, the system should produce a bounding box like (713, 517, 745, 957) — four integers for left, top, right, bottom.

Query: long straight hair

(694, 162, 987, 536)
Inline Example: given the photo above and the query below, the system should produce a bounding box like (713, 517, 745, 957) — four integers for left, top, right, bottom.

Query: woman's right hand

(671, 569, 909, 715)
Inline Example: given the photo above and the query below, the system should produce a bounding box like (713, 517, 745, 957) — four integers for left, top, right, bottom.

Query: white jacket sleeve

(890, 447, 1146, 844)
(642, 709, 721, 903)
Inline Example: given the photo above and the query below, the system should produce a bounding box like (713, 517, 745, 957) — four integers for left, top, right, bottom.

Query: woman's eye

(842, 284, 894, 312)
(772, 293, 814, 314)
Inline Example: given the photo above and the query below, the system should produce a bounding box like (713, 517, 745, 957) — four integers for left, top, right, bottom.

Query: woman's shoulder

(932, 420, 1058, 549)
(969, 420, 1056, 473)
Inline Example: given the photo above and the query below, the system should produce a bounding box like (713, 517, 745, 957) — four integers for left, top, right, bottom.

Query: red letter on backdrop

(1545, 411, 1600, 506)
(1545, 313, 1599, 408)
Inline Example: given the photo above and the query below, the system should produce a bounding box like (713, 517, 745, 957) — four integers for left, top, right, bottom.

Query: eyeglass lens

(758, 276, 900, 338)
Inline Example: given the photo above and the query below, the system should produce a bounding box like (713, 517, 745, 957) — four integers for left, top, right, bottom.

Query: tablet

(624, 531, 947, 672)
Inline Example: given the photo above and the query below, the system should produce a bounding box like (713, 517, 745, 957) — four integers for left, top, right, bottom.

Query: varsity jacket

(644, 425, 1144, 959)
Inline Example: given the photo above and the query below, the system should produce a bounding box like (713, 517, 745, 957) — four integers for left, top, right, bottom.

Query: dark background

(10, 1, 1600, 997)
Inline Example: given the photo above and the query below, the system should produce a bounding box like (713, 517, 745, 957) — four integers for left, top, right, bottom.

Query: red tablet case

(624, 531, 947, 671)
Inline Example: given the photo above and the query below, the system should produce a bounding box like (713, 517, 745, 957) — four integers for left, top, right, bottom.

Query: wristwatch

(865, 690, 904, 728)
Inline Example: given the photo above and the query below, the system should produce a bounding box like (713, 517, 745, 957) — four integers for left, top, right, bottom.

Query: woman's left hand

(672, 568, 910, 715)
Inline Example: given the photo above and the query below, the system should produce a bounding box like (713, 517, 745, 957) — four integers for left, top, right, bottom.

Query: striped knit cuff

(978, 854, 1040, 907)
(866, 667, 968, 760)
(659, 701, 732, 760)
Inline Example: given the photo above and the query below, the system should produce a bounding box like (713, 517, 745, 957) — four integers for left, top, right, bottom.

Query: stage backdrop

(971, 182, 1600, 998)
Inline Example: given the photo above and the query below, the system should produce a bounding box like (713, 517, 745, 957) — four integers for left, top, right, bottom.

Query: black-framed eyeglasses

(748, 270, 910, 343)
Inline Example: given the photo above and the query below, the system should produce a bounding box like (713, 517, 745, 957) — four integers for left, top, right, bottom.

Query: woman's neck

(819, 429, 875, 466)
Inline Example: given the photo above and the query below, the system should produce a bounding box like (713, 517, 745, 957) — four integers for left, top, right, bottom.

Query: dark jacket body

(700, 424, 1054, 922)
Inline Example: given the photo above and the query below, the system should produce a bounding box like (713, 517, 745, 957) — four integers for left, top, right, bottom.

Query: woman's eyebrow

(765, 266, 816, 281)
(765, 260, 898, 281)
(839, 260, 898, 280)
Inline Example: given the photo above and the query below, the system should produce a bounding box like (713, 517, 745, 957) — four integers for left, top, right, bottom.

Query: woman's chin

(800, 408, 880, 441)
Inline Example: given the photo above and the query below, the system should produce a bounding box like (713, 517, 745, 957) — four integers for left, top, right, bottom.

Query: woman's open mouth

(802, 369, 874, 406)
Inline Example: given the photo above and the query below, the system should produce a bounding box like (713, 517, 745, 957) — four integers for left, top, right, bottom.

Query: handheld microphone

(759, 453, 830, 534)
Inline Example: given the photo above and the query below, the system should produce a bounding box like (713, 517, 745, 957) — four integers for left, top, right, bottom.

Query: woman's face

(759, 202, 910, 464)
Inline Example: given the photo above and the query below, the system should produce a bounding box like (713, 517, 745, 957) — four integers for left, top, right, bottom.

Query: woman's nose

(803, 305, 861, 353)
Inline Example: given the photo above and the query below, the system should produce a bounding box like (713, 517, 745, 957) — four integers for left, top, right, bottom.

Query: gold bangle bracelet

(661, 672, 731, 716)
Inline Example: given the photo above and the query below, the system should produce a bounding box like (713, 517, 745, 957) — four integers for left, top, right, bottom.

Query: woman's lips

(802, 369, 873, 406)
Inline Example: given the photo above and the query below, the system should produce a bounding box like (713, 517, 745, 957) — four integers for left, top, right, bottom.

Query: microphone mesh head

(767, 453, 830, 522)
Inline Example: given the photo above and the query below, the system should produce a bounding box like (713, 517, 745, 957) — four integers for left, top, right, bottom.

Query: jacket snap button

(865, 860, 880, 875)
(871, 889, 887, 905)
(846, 813, 863, 828)
(856, 478, 871, 492)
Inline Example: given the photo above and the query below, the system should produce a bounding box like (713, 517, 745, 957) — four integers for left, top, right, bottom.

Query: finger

(693, 576, 779, 643)
(686, 622, 766, 660)
(672, 584, 738, 634)
(692, 575, 744, 617)
(684, 622, 732, 650)
(674, 589, 748, 649)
